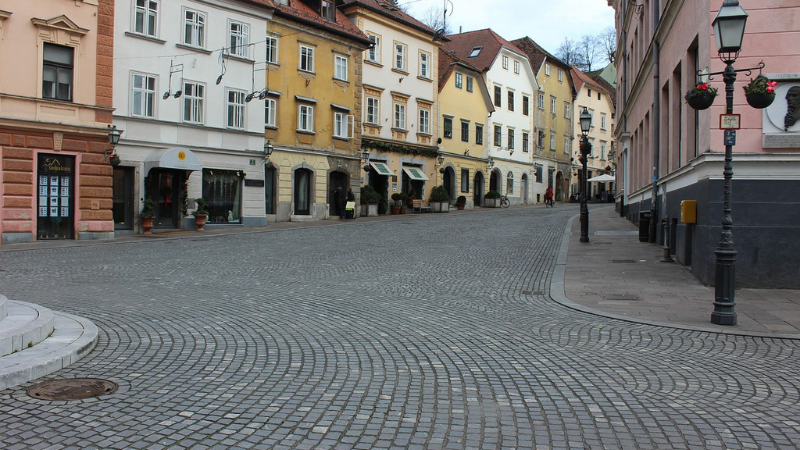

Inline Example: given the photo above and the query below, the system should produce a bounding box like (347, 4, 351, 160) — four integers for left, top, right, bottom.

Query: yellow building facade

(265, 3, 370, 221)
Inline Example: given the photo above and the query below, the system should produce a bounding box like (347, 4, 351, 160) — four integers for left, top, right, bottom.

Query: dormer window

(469, 46, 482, 58)
(322, 1, 335, 21)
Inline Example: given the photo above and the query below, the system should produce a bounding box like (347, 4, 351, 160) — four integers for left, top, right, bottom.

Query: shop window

(202, 169, 243, 223)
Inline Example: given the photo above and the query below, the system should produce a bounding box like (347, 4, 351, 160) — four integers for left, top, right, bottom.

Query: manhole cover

(602, 294, 642, 301)
(27, 378, 118, 401)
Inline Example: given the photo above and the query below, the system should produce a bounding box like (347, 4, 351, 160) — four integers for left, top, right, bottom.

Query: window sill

(225, 53, 255, 64)
(175, 43, 211, 54)
(296, 129, 315, 135)
(417, 76, 432, 83)
(443, 135, 452, 140)
(299, 69, 316, 75)
(265, 125, 278, 130)
(391, 68, 409, 76)
(125, 31, 166, 44)
(365, 60, 383, 68)
(333, 77, 350, 83)
(333, 135, 352, 141)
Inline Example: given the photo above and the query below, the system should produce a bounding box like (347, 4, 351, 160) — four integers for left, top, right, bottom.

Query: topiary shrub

(485, 190, 501, 199)
(456, 195, 467, 205)
(429, 185, 450, 202)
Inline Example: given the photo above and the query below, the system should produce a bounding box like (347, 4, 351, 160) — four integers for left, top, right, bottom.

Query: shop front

(139, 148, 202, 232)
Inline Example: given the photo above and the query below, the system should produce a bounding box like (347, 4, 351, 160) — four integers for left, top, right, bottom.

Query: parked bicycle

(500, 194, 510, 208)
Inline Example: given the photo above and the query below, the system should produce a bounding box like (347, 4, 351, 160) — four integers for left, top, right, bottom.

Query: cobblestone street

(1, 206, 799, 449)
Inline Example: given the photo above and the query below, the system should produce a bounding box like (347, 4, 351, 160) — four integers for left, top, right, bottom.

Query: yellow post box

(680, 200, 697, 224)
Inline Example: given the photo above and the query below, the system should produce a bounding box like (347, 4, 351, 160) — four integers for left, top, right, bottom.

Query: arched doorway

(368, 165, 390, 214)
(556, 171, 565, 202)
(442, 166, 456, 201)
(521, 173, 529, 203)
(294, 168, 312, 215)
(473, 171, 485, 206)
(264, 166, 277, 214)
(328, 170, 348, 218)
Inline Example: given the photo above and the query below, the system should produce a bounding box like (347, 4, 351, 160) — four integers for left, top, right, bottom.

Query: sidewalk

(553, 205, 800, 339)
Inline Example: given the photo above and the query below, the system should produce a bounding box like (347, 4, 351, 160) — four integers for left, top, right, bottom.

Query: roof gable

(272, 0, 370, 45)
(443, 29, 526, 73)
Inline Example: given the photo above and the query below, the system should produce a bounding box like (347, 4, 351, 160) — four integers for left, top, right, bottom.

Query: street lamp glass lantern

(108, 125, 121, 146)
(361, 150, 370, 161)
(264, 140, 274, 156)
(712, 0, 748, 54)
(437, 154, 445, 165)
(579, 108, 592, 134)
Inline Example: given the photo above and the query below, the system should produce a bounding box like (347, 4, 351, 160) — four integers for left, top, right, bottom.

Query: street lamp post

(710, 0, 748, 326)
(579, 108, 592, 243)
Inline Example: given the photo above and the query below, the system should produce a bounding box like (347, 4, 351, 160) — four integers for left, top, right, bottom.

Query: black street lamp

(710, 0, 748, 326)
(579, 107, 592, 243)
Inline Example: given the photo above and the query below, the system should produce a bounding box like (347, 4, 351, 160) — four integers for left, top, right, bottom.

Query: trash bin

(639, 212, 651, 242)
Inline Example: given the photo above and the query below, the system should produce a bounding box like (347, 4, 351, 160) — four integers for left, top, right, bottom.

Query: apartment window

(506, 172, 514, 194)
(601, 144, 606, 159)
(455, 72, 463, 89)
(598, 92, 602, 100)
(550, 97, 557, 114)
(334, 55, 348, 81)
(227, 90, 246, 129)
(461, 120, 469, 142)
(229, 21, 250, 58)
(298, 104, 314, 132)
(266, 36, 279, 64)
(419, 108, 430, 134)
(550, 133, 556, 151)
(42, 44, 74, 101)
(321, 0, 335, 21)
(365, 97, 379, 125)
(502, 55, 509, 69)
(394, 103, 406, 129)
(523, 96, 530, 116)
(538, 93, 545, 109)
(537, 130, 545, 148)
(367, 34, 380, 63)
(443, 116, 453, 138)
(508, 91, 514, 111)
(420, 52, 430, 78)
(476, 124, 483, 145)
(394, 43, 407, 71)
(494, 86, 501, 107)
(522, 132, 529, 153)
(558, 69, 563, 82)
(507, 128, 515, 149)
(461, 168, 469, 192)
(182, 9, 205, 47)
(134, 0, 159, 37)
(494, 125, 502, 147)
(182, 82, 204, 124)
(564, 137, 570, 155)
(333, 112, 353, 138)
(131, 73, 156, 118)
(265, 98, 277, 127)
(300, 46, 314, 72)
(514, 60, 520, 74)
(535, 165, 543, 183)
(545, 63, 551, 76)
(469, 46, 482, 57)
(466, 76, 474, 92)
(601, 115, 607, 130)
(588, 88, 592, 97)
(565, 102, 570, 119)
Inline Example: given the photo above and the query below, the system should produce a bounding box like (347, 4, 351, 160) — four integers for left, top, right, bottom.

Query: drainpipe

(649, 0, 660, 243)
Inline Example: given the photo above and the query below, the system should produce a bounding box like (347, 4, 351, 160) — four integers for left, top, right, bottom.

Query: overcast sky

(402, 0, 616, 57)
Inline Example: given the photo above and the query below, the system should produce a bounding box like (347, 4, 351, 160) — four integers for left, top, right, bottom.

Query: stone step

(0, 304, 98, 391)
(0, 299, 55, 357)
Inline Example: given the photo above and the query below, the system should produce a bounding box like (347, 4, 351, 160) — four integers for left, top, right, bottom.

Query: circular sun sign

(178, 151, 186, 161)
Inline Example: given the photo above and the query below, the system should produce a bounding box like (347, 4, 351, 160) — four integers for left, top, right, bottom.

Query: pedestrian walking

(345, 187, 356, 219)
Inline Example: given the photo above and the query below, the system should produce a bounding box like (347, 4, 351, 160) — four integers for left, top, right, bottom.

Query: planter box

(431, 202, 449, 213)
(484, 198, 501, 208)
(360, 204, 378, 217)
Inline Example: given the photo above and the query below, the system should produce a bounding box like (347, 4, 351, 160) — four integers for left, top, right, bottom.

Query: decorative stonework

(53, 132, 63, 151)
(762, 75, 800, 148)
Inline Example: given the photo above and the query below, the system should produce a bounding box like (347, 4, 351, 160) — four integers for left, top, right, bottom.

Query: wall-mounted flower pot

(745, 93, 775, 109)
(686, 94, 715, 110)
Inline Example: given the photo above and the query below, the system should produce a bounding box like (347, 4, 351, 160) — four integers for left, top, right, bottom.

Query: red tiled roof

(437, 47, 480, 91)
(510, 36, 570, 74)
(442, 29, 526, 73)
(272, 0, 370, 45)
(339, 0, 439, 38)
(571, 66, 607, 94)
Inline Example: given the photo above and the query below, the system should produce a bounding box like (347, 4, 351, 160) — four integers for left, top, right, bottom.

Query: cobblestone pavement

(1, 206, 799, 450)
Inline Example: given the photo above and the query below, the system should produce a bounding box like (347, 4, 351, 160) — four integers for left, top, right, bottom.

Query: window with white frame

(365, 96, 379, 125)
(227, 90, 246, 129)
(558, 69, 564, 81)
(550, 97, 557, 114)
(538, 93, 545, 109)
(266, 36, 278, 64)
(494, 124, 502, 147)
(466, 76, 474, 92)
(461, 168, 469, 192)
(229, 21, 249, 58)
(300, 45, 314, 72)
(132, 73, 156, 118)
(333, 112, 353, 138)
(601, 143, 606, 159)
(550, 132, 556, 151)
(394, 103, 406, 129)
(182, 81, 204, 124)
(366, 34, 380, 63)
(42, 44, 73, 101)
(564, 137, 570, 154)
(565, 102, 570, 119)
(321, 0, 335, 21)
(502, 55, 509, 70)
(455, 72, 463, 89)
(334, 55, 348, 81)
(601, 115, 607, 130)
(134, 0, 159, 37)
(514, 60, 520, 74)
(506, 172, 514, 194)
(443, 116, 453, 138)
(419, 52, 430, 78)
(545, 63, 551, 76)
(419, 108, 430, 134)
(298, 104, 314, 132)
(523, 95, 530, 115)
(182, 9, 205, 47)
(394, 43, 407, 71)
(265, 97, 277, 127)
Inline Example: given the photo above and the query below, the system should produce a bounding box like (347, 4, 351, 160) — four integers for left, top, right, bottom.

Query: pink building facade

(611, 0, 800, 288)
(0, 0, 115, 244)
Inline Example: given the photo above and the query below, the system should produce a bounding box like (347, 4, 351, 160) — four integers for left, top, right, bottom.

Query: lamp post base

(711, 246, 737, 325)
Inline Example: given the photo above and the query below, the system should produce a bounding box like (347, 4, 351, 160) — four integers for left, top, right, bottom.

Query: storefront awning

(402, 166, 429, 181)
(144, 148, 202, 174)
(370, 161, 396, 176)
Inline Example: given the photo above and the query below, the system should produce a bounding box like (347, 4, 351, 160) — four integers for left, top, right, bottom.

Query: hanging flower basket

(743, 76, 777, 109)
(685, 83, 717, 110)
(109, 154, 121, 166)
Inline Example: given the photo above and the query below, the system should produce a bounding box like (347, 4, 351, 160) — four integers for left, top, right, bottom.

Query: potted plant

(456, 195, 467, 210)
(743, 75, 777, 109)
(429, 185, 450, 213)
(109, 153, 121, 166)
(360, 185, 380, 217)
(399, 193, 409, 214)
(685, 82, 718, 110)
(140, 198, 156, 234)
(390, 193, 402, 214)
(484, 190, 502, 208)
(194, 198, 209, 231)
